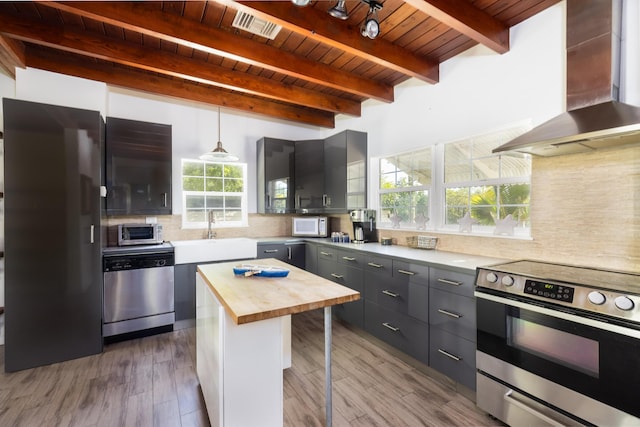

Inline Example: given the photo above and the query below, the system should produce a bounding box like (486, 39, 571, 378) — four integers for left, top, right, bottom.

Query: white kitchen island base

(195, 259, 359, 427)
(196, 272, 284, 427)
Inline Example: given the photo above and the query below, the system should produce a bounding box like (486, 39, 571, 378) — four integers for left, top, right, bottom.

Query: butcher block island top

(197, 258, 360, 325)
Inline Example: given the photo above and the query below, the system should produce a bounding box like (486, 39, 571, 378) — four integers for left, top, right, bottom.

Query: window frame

(375, 124, 532, 238)
(181, 158, 249, 229)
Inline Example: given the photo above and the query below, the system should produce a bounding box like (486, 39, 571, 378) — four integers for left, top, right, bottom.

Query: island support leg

(324, 306, 332, 427)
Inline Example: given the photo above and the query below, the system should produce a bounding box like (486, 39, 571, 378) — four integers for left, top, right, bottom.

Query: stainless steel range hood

(494, 0, 640, 157)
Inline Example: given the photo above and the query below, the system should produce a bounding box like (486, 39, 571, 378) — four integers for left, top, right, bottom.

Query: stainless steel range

(475, 260, 640, 426)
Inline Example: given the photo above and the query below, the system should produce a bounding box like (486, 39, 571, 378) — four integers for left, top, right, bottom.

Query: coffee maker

(349, 209, 378, 243)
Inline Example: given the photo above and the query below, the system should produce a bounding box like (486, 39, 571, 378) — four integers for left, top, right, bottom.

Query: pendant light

(200, 107, 239, 162)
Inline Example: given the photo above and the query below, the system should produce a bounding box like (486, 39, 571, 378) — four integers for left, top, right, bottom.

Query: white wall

(331, 2, 565, 157)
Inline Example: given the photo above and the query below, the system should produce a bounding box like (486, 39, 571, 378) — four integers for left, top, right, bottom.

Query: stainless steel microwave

(292, 216, 328, 237)
(118, 223, 164, 246)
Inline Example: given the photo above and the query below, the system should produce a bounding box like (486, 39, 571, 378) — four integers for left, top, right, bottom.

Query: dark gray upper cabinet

(257, 137, 295, 214)
(105, 117, 172, 215)
(294, 130, 367, 214)
(294, 139, 324, 212)
(257, 130, 367, 214)
(324, 130, 367, 212)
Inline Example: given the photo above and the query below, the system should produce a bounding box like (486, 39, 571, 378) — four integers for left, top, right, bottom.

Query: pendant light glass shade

(200, 107, 239, 162)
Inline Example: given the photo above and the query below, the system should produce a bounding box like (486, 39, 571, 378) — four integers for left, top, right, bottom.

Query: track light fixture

(361, 0, 382, 39)
(291, 0, 311, 6)
(327, 0, 349, 20)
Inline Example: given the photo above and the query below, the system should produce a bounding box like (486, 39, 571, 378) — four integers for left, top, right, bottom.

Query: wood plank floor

(0, 310, 502, 426)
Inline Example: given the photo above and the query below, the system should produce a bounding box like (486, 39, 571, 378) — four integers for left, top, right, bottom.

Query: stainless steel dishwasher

(102, 243, 175, 337)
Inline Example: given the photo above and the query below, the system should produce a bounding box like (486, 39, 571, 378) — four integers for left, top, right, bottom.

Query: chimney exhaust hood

(494, 0, 640, 157)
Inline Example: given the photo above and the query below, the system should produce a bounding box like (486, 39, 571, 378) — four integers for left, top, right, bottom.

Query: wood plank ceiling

(0, 0, 560, 128)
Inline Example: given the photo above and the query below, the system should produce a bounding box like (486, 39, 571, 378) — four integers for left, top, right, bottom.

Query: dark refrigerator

(3, 98, 104, 372)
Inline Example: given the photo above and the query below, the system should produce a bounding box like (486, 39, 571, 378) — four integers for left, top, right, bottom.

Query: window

(443, 127, 531, 235)
(376, 125, 531, 237)
(378, 148, 432, 229)
(182, 159, 248, 228)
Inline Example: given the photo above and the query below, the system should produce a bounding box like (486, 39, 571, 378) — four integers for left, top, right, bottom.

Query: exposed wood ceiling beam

(401, 0, 509, 54)
(0, 11, 360, 116)
(228, 0, 440, 84)
(25, 46, 335, 128)
(39, 1, 394, 103)
(0, 34, 25, 77)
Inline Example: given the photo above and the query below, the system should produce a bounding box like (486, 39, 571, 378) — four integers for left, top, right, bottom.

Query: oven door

(476, 291, 640, 422)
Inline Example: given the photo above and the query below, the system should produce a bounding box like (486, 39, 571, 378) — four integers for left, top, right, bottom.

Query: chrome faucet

(207, 209, 216, 239)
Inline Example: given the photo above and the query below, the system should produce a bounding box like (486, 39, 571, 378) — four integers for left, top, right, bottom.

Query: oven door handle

(475, 290, 640, 340)
(504, 390, 566, 427)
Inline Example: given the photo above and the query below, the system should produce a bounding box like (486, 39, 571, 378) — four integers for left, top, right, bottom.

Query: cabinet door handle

(437, 278, 463, 286)
(397, 269, 415, 276)
(288, 246, 292, 259)
(382, 290, 399, 298)
(320, 251, 332, 256)
(296, 194, 301, 208)
(331, 273, 344, 279)
(342, 256, 356, 261)
(382, 322, 400, 332)
(90, 224, 95, 244)
(368, 262, 383, 268)
(162, 192, 168, 207)
(266, 194, 271, 209)
(322, 194, 328, 207)
(437, 348, 461, 361)
(438, 309, 462, 319)
(264, 249, 279, 253)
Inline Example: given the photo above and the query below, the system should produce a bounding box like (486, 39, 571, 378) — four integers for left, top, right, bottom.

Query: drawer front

(429, 327, 477, 390)
(364, 301, 428, 364)
(318, 245, 338, 262)
(429, 268, 475, 298)
(256, 243, 288, 261)
(318, 260, 364, 292)
(429, 288, 476, 342)
(337, 248, 365, 268)
(369, 277, 409, 314)
(393, 260, 430, 286)
(333, 299, 364, 328)
(364, 254, 393, 277)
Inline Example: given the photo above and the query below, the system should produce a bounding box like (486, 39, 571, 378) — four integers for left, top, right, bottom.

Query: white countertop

(257, 237, 508, 273)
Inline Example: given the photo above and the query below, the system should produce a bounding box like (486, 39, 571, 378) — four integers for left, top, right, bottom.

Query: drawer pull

(368, 262, 383, 268)
(437, 309, 462, 319)
(342, 256, 356, 261)
(320, 251, 333, 256)
(264, 249, 279, 253)
(382, 322, 400, 332)
(330, 273, 344, 279)
(438, 348, 461, 361)
(397, 269, 416, 276)
(382, 290, 399, 298)
(437, 278, 463, 286)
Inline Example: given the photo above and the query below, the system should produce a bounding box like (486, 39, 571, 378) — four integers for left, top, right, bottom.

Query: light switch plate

(145, 217, 157, 224)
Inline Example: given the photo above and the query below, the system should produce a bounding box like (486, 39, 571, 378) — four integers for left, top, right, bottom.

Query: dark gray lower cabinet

(174, 264, 197, 324)
(306, 241, 478, 390)
(429, 328, 477, 390)
(364, 301, 429, 364)
(257, 242, 305, 269)
(428, 268, 477, 390)
(317, 245, 364, 328)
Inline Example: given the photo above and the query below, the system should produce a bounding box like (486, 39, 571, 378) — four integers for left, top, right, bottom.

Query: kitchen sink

(172, 238, 258, 264)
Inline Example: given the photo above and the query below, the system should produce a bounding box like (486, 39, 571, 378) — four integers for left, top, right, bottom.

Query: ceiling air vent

(232, 11, 282, 40)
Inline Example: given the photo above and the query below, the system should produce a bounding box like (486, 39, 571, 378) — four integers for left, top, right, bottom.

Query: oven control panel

(476, 266, 640, 324)
(524, 280, 575, 303)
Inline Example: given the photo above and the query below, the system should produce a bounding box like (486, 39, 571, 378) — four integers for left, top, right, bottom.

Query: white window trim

(181, 159, 249, 229)
(375, 125, 532, 239)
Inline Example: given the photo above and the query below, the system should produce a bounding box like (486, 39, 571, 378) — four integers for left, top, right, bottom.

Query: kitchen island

(196, 258, 360, 427)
